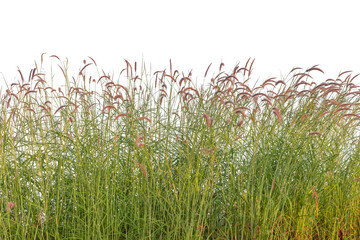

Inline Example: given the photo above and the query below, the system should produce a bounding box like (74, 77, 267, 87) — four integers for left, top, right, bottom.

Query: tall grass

(1, 55, 360, 239)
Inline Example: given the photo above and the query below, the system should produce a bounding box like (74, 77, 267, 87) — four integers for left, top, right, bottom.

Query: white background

(1, 0, 360, 92)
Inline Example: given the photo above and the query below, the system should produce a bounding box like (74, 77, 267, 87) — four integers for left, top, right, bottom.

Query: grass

(1, 54, 360, 239)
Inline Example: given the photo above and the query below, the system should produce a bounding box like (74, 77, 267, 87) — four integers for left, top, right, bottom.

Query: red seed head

(309, 131, 322, 136)
(136, 136, 143, 147)
(7, 202, 16, 213)
(203, 113, 210, 128)
(137, 116, 152, 123)
(300, 114, 308, 122)
(135, 161, 147, 178)
(271, 178, 276, 191)
(272, 107, 282, 124)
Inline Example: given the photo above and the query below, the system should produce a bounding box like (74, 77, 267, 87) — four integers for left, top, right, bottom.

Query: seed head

(203, 113, 210, 128)
(7, 202, 16, 213)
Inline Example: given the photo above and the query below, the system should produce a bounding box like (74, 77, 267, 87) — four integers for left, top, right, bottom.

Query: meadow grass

(1, 55, 360, 239)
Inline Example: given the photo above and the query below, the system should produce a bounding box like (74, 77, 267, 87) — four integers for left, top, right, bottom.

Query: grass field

(1, 55, 360, 239)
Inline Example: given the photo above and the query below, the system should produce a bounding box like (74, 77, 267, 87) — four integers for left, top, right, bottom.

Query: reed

(1, 55, 360, 239)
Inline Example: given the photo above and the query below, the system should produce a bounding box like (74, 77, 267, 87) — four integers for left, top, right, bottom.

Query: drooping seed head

(136, 136, 143, 147)
(114, 113, 128, 121)
(300, 114, 308, 122)
(309, 131, 322, 136)
(272, 107, 282, 124)
(203, 113, 210, 128)
(135, 161, 147, 178)
(137, 116, 152, 124)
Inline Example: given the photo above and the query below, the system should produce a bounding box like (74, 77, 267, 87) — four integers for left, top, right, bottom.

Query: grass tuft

(1, 55, 360, 239)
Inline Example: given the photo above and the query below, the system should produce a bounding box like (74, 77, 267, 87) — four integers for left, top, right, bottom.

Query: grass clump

(1, 54, 360, 239)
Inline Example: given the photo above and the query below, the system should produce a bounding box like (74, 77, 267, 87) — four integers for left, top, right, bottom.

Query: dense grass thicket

(1, 55, 360, 239)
